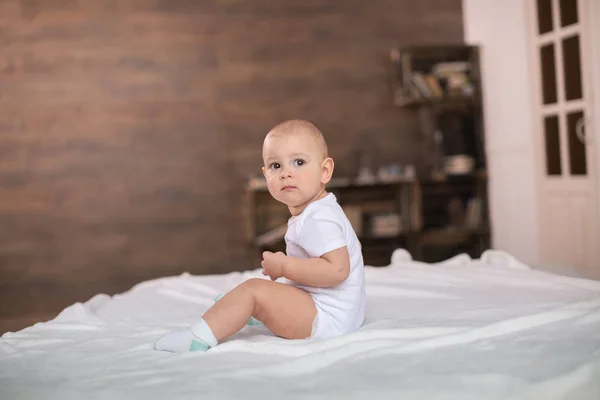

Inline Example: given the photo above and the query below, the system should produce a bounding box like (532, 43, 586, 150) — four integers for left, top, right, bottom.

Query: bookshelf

(387, 44, 491, 262)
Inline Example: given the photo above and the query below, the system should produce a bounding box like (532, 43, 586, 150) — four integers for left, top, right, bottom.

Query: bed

(1, 249, 599, 399)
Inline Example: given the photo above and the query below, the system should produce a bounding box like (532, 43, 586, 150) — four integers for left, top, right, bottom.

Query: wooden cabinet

(245, 175, 490, 266)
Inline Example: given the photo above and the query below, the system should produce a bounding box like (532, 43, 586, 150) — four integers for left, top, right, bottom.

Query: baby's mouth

(281, 185, 297, 191)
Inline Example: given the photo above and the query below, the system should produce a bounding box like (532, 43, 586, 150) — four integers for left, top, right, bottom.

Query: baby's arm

(282, 247, 350, 287)
(284, 248, 350, 287)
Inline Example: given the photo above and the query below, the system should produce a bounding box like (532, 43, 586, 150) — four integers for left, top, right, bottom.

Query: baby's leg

(154, 278, 316, 352)
(204, 278, 316, 341)
(214, 293, 262, 326)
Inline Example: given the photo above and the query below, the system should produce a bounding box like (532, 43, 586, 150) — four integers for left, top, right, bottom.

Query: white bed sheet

(1, 250, 600, 400)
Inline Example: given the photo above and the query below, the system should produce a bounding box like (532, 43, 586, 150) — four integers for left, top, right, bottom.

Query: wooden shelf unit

(245, 174, 490, 266)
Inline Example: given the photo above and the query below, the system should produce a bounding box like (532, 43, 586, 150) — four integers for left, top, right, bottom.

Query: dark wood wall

(0, 0, 463, 331)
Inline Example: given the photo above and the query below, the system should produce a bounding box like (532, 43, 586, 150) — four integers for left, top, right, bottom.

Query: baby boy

(155, 119, 365, 352)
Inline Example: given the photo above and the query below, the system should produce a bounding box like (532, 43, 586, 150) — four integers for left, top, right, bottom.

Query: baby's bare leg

(154, 278, 316, 352)
(204, 278, 317, 340)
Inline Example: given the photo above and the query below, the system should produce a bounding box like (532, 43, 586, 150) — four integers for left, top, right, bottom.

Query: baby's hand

(261, 251, 287, 281)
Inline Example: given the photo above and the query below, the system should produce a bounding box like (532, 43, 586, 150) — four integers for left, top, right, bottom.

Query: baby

(155, 119, 365, 352)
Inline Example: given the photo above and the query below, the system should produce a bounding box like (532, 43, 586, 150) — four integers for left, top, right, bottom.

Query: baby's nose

(280, 166, 293, 178)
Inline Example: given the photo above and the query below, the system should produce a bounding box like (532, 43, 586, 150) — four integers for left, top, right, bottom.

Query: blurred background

(1, 0, 599, 333)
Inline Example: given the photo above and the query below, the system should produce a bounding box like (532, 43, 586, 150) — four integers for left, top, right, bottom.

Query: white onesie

(284, 193, 366, 339)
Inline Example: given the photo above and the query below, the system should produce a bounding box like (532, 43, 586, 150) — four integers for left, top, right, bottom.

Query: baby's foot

(154, 319, 217, 353)
(214, 293, 264, 326)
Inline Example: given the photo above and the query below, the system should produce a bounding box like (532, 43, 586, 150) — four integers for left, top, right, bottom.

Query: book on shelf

(391, 50, 475, 105)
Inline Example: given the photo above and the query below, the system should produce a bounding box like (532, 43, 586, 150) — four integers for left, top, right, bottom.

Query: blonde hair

(265, 119, 328, 159)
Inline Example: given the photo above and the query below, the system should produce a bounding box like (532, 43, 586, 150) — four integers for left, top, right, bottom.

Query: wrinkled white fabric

(1, 250, 599, 400)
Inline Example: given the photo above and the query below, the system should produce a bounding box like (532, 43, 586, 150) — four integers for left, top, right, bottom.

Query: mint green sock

(189, 339, 210, 351)
(214, 293, 263, 326)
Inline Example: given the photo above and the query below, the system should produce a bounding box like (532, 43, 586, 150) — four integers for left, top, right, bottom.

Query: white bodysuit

(284, 193, 366, 339)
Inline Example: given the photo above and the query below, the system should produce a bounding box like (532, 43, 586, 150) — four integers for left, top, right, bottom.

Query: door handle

(575, 116, 589, 145)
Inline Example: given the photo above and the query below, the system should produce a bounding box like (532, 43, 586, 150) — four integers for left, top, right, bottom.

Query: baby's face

(262, 132, 326, 212)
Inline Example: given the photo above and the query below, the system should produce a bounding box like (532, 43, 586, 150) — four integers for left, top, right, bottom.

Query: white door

(529, 0, 599, 278)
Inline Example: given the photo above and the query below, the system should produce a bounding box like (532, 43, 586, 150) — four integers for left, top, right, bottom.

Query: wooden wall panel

(0, 0, 462, 330)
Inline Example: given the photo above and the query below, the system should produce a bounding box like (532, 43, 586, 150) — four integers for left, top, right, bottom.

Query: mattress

(1, 249, 599, 400)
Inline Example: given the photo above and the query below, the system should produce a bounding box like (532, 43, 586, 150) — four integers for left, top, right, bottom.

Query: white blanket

(1, 250, 600, 400)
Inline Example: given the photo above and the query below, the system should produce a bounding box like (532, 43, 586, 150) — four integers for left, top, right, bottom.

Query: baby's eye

(293, 159, 305, 167)
(270, 162, 281, 170)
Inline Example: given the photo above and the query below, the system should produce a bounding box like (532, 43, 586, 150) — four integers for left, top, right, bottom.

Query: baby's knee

(240, 278, 268, 293)
(241, 278, 279, 306)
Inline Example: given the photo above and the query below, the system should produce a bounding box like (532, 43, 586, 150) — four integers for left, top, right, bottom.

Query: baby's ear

(320, 157, 334, 184)
(261, 166, 266, 177)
